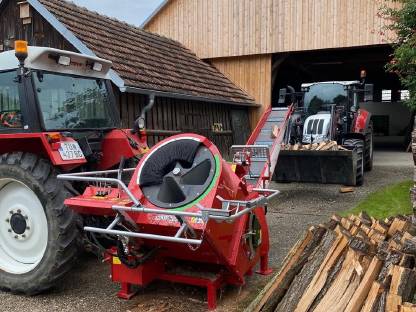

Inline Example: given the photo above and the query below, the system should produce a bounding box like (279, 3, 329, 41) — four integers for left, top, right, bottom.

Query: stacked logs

(411, 126, 416, 214)
(281, 141, 347, 151)
(247, 213, 416, 312)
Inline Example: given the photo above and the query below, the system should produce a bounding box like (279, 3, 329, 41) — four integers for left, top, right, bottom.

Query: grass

(341, 180, 413, 219)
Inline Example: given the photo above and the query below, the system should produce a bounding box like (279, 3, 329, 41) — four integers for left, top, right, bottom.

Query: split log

(360, 281, 383, 312)
(274, 230, 337, 312)
(344, 256, 383, 312)
(388, 218, 410, 238)
(311, 250, 364, 312)
(386, 293, 402, 312)
(251, 226, 326, 312)
(389, 265, 416, 302)
(294, 234, 349, 312)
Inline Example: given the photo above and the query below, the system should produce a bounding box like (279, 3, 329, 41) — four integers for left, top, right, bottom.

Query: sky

(70, 0, 165, 27)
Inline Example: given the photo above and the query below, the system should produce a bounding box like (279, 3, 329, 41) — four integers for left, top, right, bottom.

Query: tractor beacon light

(14, 40, 28, 66)
(57, 128, 292, 309)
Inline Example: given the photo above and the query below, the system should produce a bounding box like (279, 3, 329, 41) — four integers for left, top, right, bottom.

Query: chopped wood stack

(281, 141, 348, 151)
(411, 125, 416, 214)
(247, 213, 416, 312)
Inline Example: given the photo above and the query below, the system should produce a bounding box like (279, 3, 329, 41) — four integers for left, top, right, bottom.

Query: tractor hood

(0, 47, 112, 80)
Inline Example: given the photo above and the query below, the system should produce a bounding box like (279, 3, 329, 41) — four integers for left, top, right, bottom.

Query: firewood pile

(411, 126, 416, 214)
(247, 213, 416, 312)
(281, 141, 347, 151)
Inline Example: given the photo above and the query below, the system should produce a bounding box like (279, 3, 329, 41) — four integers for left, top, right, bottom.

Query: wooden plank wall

(0, 0, 74, 52)
(210, 54, 272, 128)
(145, 0, 399, 59)
(115, 90, 238, 157)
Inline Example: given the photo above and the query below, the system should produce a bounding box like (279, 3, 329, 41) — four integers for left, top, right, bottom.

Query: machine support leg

(207, 283, 217, 310)
(117, 282, 136, 300)
(257, 255, 273, 275)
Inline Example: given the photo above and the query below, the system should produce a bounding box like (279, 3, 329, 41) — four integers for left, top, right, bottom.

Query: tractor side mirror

(278, 88, 286, 105)
(364, 84, 374, 102)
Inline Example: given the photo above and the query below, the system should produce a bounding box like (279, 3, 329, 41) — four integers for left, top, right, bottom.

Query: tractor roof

(0, 46, 112, 79)
(302, 81, 361, 88)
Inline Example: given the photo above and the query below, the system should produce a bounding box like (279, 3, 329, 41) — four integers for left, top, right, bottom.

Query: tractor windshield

(33, 72, 118, 130)
(303, 83, 348, 115)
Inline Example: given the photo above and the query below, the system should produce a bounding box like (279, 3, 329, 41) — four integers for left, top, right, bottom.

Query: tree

(383, 0, 416, 109)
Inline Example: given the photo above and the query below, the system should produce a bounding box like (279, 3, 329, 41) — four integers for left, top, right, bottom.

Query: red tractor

(0, 41, 149, 294)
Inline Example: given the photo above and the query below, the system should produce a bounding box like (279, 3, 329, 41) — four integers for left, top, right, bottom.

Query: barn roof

(28, 0, 256, 106)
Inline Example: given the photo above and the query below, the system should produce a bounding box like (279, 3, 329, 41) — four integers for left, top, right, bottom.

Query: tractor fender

(342, 132, 366, 142)
(98, 129, 148, 170)
(352, 109, 372, 134)
(0, 133, 87, 171)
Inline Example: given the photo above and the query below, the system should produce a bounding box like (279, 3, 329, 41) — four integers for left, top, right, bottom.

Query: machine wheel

(364, 122, 374, 172)
(344, 139, 364, 186)
(0, 152, 78, 295)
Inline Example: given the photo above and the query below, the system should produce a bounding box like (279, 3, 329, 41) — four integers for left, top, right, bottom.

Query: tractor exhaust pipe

(131, 93, 155, 134)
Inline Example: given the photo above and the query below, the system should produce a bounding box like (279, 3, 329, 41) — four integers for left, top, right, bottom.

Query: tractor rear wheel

(364, 122, 374, 172)
(344, 139, 364, 186)
(0, 152, 78, 295)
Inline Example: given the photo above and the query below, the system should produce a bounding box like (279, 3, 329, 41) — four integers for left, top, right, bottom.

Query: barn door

(231, 109, 250, 145)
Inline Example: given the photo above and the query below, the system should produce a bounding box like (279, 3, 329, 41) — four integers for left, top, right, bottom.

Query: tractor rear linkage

(57, 170, 279, 246)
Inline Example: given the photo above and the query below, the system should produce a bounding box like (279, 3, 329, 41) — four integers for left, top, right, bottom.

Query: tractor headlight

(58, 55, 71, 66)
(92, 62, 103, 72)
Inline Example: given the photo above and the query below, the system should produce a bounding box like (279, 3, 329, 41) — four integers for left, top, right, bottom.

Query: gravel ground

(0, 150, 412, 312)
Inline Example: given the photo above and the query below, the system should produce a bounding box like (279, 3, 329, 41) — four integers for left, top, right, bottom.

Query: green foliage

(383, 0, 416, 109)
(341, 180, 413, 219)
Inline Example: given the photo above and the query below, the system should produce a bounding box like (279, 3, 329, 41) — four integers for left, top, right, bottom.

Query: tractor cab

(0, 41, 147, 171)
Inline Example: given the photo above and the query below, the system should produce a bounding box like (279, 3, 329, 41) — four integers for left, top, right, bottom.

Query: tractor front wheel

(344, 139, 365, 186)
(0, 152, 78, 294)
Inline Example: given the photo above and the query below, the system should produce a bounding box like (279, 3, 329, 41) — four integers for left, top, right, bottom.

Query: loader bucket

(273, 149, 358, 186)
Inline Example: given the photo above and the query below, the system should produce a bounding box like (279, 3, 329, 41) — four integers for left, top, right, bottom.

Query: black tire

(364, 122, 374, 172)
(344, 139, 364, 186)
(0, 152, 78, 295)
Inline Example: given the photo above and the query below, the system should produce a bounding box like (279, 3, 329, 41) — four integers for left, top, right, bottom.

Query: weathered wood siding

(0, 0, 74, 52)
(210, 54, 272, 127)
(115, 90, 237, 156)
(145, 0, 398, 59)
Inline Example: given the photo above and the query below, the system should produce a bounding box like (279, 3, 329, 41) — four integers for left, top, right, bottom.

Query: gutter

(122, 86, 260, 108)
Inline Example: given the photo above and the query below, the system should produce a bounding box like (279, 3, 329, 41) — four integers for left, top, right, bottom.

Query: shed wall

(210, 54, 272, 127)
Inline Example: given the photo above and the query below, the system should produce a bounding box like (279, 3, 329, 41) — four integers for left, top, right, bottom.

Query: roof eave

(122, 86, 259, 108)
(140, 0, 170, 29)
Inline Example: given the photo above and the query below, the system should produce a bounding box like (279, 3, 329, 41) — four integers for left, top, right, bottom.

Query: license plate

(58, 142, 85, 161)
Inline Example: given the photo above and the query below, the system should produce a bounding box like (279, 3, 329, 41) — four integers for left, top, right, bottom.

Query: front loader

(0, 41, 150, 294)
(273, 74, 374, 186)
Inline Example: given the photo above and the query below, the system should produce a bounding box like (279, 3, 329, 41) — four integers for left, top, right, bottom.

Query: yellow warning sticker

(112, 257, 121, 265)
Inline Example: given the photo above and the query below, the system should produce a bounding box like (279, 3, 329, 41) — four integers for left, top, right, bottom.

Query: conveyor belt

(231, 107, 291, 187)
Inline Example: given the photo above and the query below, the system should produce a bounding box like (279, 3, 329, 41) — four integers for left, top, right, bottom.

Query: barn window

(381, 90, 392, 102)
(400, 90, 410, 101)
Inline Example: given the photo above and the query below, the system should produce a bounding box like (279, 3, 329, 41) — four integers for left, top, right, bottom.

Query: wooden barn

(144, 0, 413, 148)
(0, 0, 257, 154)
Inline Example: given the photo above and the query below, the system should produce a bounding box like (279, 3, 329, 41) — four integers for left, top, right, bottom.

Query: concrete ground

(0, 150, 413, 312)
